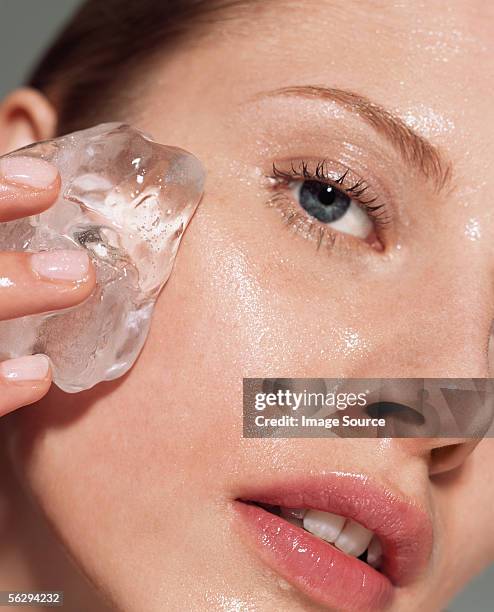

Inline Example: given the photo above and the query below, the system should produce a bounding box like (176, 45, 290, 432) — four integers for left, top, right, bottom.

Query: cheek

(157, 193, 378, 382)
(7, 191, 366, 544)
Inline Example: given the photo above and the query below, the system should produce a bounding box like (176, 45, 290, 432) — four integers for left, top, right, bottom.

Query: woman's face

(7, 1, 494, 610)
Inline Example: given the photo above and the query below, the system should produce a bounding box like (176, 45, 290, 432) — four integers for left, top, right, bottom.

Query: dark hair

(29, 0, 246, 134)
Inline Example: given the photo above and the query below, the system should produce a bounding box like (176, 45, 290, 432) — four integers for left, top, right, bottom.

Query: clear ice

(0, 123, 205, 392)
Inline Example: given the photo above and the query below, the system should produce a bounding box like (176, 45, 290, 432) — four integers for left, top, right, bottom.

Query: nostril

(366, 401, 425, 424)
(365, 400, 441, 436)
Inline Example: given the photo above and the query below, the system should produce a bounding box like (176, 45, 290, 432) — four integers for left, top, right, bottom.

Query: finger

(0, 156, 60, 222)
(0, 250, 96, 320)
(0, 354, 52, 416)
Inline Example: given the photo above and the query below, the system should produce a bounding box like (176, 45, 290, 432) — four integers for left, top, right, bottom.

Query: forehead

(144, 0, 493, 184)
(226, 0, 493, 63)
(192, 2, 490, 162)
(211, 0, 492, 105)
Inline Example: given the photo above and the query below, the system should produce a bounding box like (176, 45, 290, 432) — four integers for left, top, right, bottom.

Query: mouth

(234, 472, 432, 612)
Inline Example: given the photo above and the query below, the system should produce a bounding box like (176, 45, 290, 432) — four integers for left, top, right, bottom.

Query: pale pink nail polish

(0, 354, 50, 381)
(31, 250, 89, 282)
(0, 156, 58, 189)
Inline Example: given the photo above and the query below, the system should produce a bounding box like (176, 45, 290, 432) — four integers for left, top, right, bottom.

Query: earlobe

(0, 87, 57, 155)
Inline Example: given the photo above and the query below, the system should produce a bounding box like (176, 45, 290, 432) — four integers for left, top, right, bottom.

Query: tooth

(334, 519, 374, 558)
(280, 507, 306, 520)
(367, 535, 382, 568)
(302, 510, 346, 543)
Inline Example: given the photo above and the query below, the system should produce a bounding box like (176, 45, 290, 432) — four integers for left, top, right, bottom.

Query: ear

(0, 87, 57, 155)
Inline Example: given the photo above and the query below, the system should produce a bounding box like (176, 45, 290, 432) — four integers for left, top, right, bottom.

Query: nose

(398, 437, 482, 476)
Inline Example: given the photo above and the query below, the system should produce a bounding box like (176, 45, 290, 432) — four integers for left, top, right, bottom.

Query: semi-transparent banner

(243, 378, 494, 438)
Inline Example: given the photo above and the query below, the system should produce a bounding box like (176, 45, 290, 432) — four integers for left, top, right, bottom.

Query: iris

(298, 180, 350, 223)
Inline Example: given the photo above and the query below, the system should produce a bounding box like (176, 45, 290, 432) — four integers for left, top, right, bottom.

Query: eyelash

(266, 159, 391, 252)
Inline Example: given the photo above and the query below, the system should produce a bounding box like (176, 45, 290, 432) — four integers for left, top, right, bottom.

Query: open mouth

(234, 473, 433, 612)
(247, 503, 383, 569)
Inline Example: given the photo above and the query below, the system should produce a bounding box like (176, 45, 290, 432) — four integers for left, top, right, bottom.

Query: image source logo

(243, 378, 494, 438)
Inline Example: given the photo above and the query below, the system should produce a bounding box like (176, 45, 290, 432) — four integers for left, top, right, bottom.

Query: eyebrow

(255, 85, 453, 193)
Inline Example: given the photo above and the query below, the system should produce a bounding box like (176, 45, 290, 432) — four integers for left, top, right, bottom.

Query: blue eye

(291, 179, 373, 240)
(297, 180, 350, 223)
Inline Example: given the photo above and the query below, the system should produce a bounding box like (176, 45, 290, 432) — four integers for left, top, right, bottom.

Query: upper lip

(237, 471, 433, 586)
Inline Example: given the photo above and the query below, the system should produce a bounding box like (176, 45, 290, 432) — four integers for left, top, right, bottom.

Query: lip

(234, 471, 433, 612)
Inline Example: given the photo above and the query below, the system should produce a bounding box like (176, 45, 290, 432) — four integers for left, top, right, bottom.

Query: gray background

(0, 0, 492, 610)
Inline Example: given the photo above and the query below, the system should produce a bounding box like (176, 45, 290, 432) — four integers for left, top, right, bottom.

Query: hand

(0, 155, 96, 415)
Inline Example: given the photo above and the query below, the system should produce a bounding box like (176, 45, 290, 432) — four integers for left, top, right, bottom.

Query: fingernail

(31, 250, 89, 282)
(0, 354, 50, 381)
(0, 156, 58, 189)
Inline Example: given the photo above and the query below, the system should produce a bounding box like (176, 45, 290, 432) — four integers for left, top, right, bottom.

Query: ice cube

(0, 123, 205, 392)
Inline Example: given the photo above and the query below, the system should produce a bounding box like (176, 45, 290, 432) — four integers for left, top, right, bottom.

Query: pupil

(299, 180, 350, 224)
(319, 185, 337, 206)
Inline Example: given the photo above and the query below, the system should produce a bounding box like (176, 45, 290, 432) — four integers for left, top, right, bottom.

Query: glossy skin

(0, 1, 493, 610)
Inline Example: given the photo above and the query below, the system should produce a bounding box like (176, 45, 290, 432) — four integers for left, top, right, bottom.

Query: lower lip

(235, 502, 393, 612)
